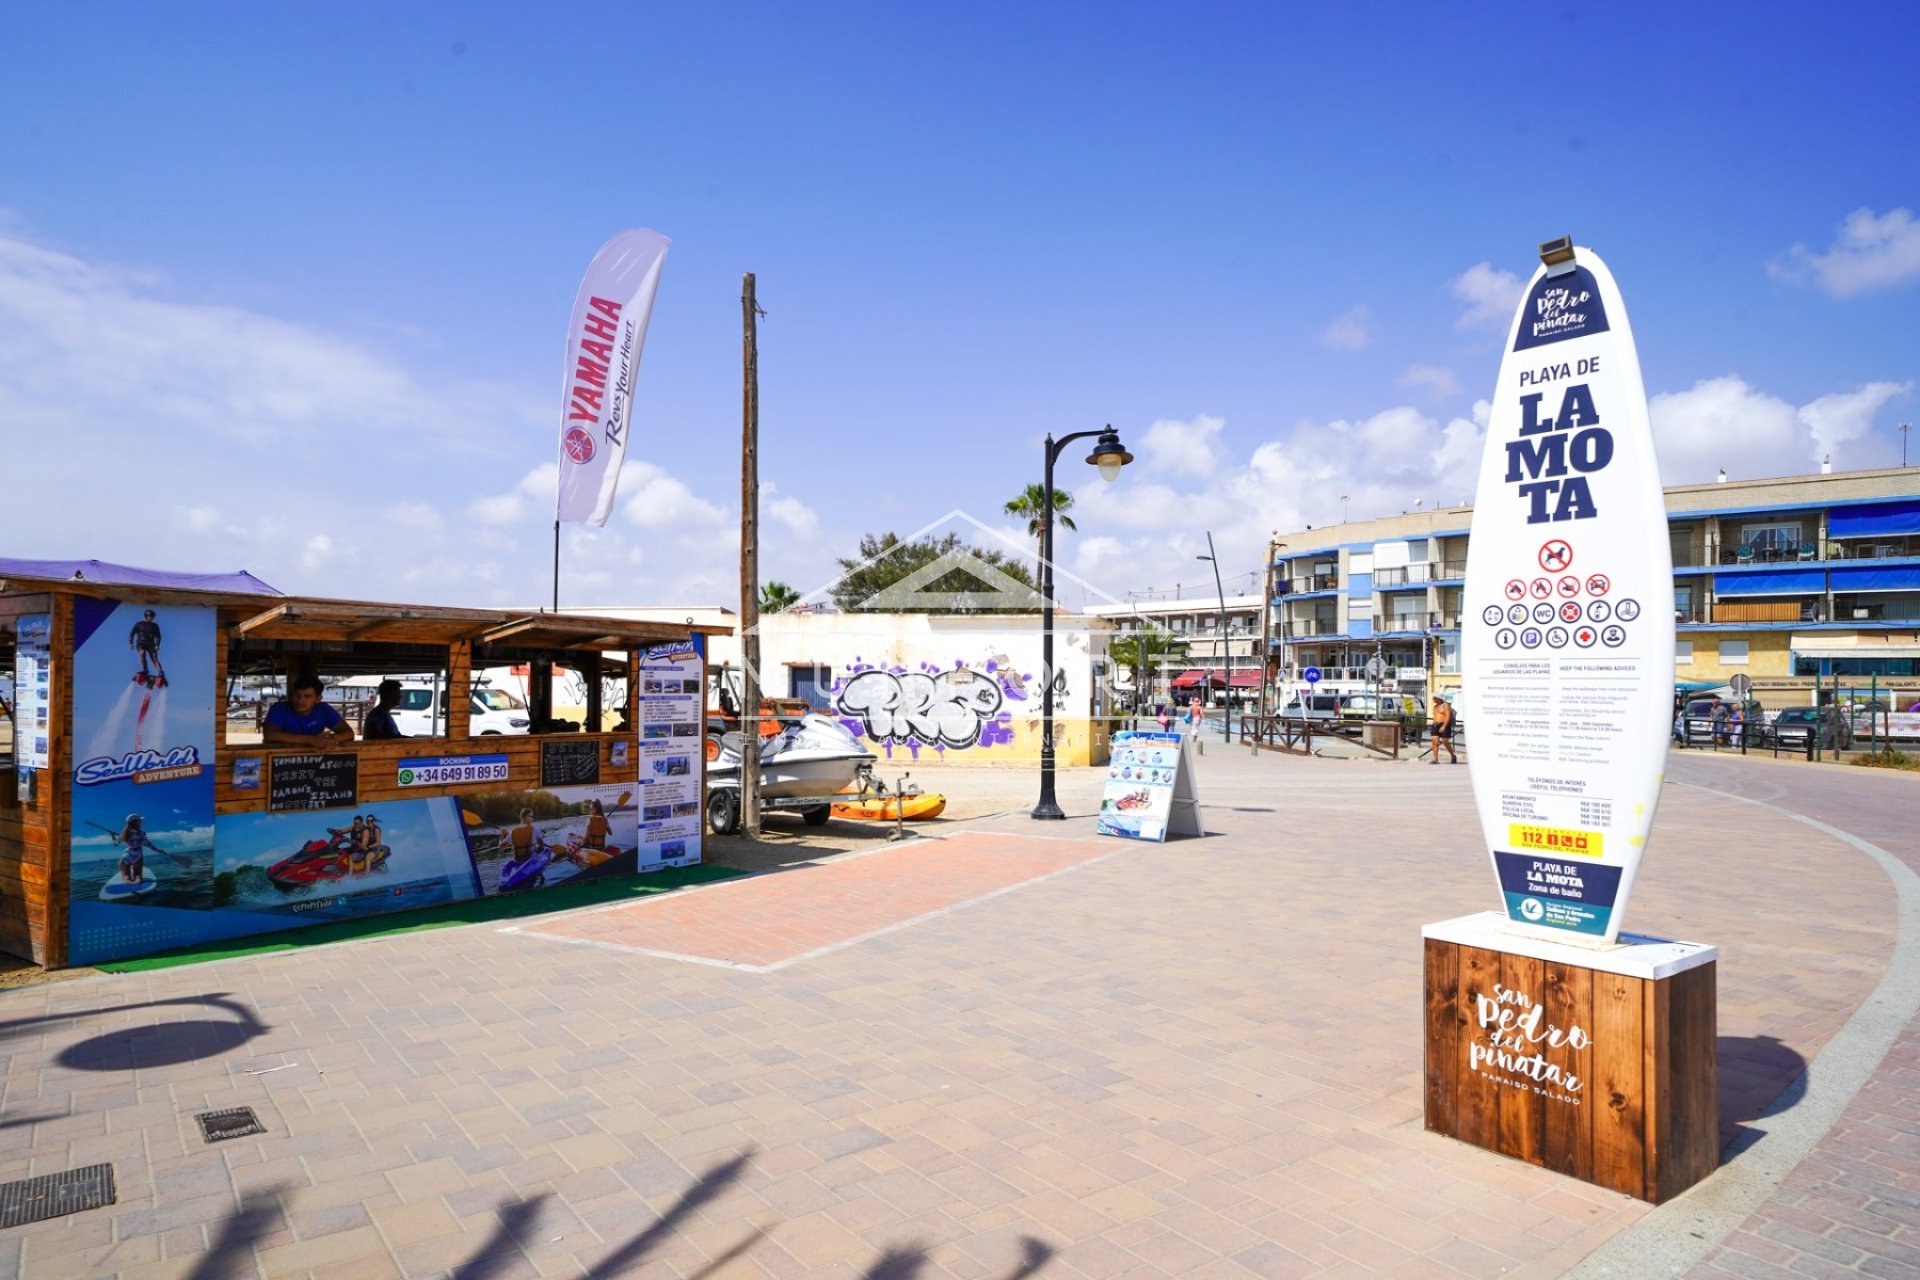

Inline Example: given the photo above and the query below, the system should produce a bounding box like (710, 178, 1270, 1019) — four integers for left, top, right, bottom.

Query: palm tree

(1005, 484, 1075, 583)
(1003, 483, 1077, 540)
(759, 581, 801, 614)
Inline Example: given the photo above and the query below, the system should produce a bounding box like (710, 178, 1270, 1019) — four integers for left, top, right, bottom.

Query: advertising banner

(1096, 730, 1202, 841)
(638, 640, 704, 867)
(14, 614, 51, 769)
(555, 229, 671, 527)
(66, 600, 217, 966)
(461, 783, 641, 894)
(212, 798, 481, 923)
(1462, 246, 1675, 943)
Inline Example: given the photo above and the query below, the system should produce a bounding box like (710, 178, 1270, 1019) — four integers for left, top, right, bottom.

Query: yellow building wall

(1675, 630, 1794, 682)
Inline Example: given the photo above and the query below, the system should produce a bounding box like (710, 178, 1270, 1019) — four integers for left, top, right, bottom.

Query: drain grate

(0, 1164, 116, 1228)
(195, 1107, 266, 1143)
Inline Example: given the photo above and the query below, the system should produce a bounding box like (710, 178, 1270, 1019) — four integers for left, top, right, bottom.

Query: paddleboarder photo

(114, 813, 150, 884)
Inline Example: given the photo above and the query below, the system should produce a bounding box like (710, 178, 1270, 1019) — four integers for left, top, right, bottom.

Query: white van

(335, 677, 530, 737)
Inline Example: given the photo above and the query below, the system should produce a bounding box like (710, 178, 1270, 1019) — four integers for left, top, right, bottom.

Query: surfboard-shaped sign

(1461, 242, 1674, 944)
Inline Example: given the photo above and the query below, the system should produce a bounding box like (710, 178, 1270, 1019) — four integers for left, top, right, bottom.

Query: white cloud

(385, 502, 445, 534)
(764, 481, 821, 539)
(1649, 376, 1911, 482)
(620, 460, 726, 529)
(1450, 262, 1524, 330)
(469, 464, 556, 526)
(171, 505, 221, 533)
(1398, 364, 1461, 400)
(301, 534, 333, 570)
(1139, 414, 1227, 478)
(1799, 381, 1911, 463)
(1320, 305, 1374, 351)
(1772, 208, 1920, 297)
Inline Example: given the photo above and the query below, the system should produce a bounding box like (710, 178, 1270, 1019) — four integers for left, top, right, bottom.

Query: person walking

(1428, 696, 1458, 765)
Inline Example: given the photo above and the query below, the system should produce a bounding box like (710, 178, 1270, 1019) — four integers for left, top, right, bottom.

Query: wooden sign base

(1422, 912, 1718, 1203)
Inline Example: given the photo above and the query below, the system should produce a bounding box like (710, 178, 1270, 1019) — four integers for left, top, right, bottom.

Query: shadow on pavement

(145, 1142, 1056, 1277)
(182, 1186, 288, 1280)
(0, 993, 271, 1071)
(1718, 1032, 1810, 1156)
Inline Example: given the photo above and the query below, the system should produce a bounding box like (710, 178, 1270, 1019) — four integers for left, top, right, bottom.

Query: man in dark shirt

(129, 609, 166, 686)
(362, 680, 405, 740)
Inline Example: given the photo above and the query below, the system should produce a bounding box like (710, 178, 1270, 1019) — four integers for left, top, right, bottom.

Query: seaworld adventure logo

(75, 746, 205, 787)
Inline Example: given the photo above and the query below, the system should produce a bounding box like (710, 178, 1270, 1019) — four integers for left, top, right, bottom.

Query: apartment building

(1081, 593, 1265, 706)
(1267, 464, 1920, 705)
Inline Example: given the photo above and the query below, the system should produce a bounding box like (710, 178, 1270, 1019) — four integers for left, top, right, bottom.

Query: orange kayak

(829, 793, 948, 821)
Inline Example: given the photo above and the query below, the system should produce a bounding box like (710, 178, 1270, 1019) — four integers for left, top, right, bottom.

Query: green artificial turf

(96, 864, 746, 974)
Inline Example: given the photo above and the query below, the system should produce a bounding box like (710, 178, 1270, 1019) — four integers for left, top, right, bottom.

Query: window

(1347, 598, 1371, 620)
(1738, 521, 1802, 553)
(1719, 640, 1749, 665)
(1674, 584, 1694, 620)
(1349, 552, 1374, 575)
(1675, 640, 1693, 665)
(1407, 539, 1429, 563)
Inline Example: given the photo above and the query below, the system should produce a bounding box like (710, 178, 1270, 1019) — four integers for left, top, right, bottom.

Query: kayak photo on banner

(67, 600, 218, 966)
(212, 798, 480, 925)
(462, 783, 642, 896)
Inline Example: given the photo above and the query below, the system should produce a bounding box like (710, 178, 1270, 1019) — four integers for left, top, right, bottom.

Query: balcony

(1370, 612, 1462, 633)
(1373, 565, 1431, 587)
(1286, 574, 1341, 593)
(1285, 619, 1339, 638)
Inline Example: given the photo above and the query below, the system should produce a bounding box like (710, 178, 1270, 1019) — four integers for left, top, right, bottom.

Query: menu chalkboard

(269, 753, 360, 812)
(540, 738, 601, 788)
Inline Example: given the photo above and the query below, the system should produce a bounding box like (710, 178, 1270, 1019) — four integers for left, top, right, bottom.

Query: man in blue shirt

(264, 677, 355, 750)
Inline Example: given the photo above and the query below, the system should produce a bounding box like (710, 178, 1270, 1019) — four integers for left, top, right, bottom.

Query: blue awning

(1831, 565, 1920, 593)
(1715, 568, 1827, 596)
(1829, 499, 1920, 539)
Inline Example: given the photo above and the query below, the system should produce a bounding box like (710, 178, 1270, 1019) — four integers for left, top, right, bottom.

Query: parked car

(334, 676, 531, 736)
(1337, 692, 1428, 739)
(1279, 693, 1344, 724)
(1765, 705, 1852, 751)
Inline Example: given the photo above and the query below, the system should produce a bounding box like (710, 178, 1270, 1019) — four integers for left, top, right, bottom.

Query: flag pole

(552, 520, 561, 612)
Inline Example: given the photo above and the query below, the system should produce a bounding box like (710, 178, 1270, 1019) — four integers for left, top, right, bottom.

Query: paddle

(84, 820, 192, 867)
(461, 788, 632, 831)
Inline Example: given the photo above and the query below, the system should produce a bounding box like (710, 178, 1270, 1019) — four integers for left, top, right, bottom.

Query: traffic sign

(1365, 656, 1388, 680)
(1303, 667, 1321, 685)
(1730, 673, 1752, 697)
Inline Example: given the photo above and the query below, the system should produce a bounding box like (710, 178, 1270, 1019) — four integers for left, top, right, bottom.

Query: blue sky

(3, 3, 1916, 608)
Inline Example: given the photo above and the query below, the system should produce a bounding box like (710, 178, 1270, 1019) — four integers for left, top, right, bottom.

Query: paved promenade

(0, 747, 1913, 1278)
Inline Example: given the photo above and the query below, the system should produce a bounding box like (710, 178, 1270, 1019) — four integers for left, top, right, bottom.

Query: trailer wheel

(707, 788, 741, 836)
(801, 804, 832, 827)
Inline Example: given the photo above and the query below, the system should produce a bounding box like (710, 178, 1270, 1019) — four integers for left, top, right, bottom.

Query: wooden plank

(447, 643, 472, 740)
(1542, 961, 1594, 1181)
(1424, 938, 1461, 1136)
(1494, 952, 1546, 1165)
(1653, 962, 1719, 1201)
(1589, 970, 1646, 1198)
(1454, 945, 1500, 1151)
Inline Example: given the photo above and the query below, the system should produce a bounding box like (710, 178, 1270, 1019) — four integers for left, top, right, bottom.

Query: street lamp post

(1034, 425, 1134, 820)
(1197, 532, 1231, 746)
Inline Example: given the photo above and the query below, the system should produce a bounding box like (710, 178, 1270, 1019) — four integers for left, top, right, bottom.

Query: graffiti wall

(828, 652, 1087, 764)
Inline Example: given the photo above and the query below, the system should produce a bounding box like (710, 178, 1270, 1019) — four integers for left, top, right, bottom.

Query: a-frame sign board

(1097, 730, 1204, 841)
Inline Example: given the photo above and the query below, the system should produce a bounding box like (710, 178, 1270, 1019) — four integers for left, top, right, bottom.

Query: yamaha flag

(555, 229, 670, 526)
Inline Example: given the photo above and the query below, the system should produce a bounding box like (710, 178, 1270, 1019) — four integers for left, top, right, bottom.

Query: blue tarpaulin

(0, 558, 282, 595)
(1830, 565, 1920, 593)
(1829, 499, 1920, 539)
(1715, 568, 1827, 596)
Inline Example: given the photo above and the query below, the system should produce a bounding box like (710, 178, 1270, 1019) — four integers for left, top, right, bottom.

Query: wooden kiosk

(0, 562, 723, 968)
(1423, 912, 1718, 1203)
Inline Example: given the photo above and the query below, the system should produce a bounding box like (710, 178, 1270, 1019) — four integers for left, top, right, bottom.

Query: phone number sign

(397, 754, 510, 788)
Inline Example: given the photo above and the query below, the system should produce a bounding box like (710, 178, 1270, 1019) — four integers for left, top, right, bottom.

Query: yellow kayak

(829, 793, 948, 821)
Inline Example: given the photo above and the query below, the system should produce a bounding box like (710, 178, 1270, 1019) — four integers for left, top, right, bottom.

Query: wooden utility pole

(740, 274, 763, 836)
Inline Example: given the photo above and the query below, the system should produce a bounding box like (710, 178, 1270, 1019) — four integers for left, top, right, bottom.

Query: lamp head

(1085, 426, 1133, 483)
